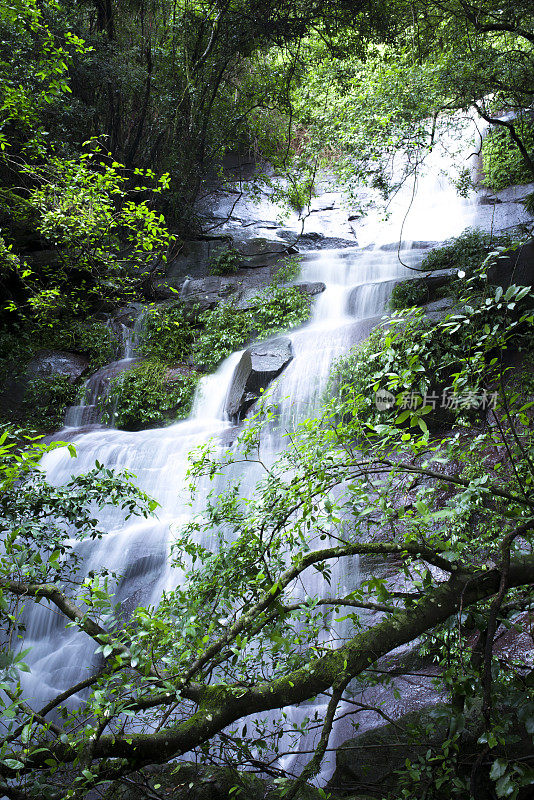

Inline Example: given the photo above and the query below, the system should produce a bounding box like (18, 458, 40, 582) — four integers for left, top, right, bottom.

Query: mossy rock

(329, 703, 534, 799)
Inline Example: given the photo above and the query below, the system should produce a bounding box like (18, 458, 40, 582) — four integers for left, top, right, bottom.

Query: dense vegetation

(2, 258, 534, 800)
(1, 1, 534, 799)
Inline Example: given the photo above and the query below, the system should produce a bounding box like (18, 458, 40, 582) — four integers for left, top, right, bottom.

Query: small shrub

(22, 375, 78, 431)
(420, 228, 512, 277)
(39, 318, 118, 370)
(272, 254, 302, 285)
(135, 257, 310, 375)
(209, 246, 242, 276)
(482, 124, 534, 191)
(140, 303, 199, 363)
(105, 359, 199, 431)
(326, 328, 384, 422)
(193, 285, 311, 371)
(390, 279, 429, 309)
(285, 177, 315, 213)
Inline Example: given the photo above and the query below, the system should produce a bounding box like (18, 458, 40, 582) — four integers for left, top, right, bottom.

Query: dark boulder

(26, 350, 89, 383)
(225, 337, 293, 420)
(236, 236, 297, 269)
(177, 275, 240, 310)
(0, 349, 89, 426)
(486, 238, 534, 288)
(294, 281, 326, 297)
(330, 702, 534, 799)
(419, 267, 457, 291)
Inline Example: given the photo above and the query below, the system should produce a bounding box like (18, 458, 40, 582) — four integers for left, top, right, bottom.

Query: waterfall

(19, 244, 422, 780)
(64, 305, 146, 429)
(21, 134, 513, 781)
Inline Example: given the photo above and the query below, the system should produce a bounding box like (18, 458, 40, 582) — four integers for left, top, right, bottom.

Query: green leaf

(490, 759, 508, 780)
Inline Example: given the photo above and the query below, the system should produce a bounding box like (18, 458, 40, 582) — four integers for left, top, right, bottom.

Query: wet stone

(225, 337, 293, 420)
(26, 350, 89, 383)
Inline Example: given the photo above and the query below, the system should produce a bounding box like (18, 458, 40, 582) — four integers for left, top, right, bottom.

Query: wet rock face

(225, 337, 293, 420)
(165, 239, 227, 282)
(177, 275, 240, 310)
(26, 350, 89, 382)
(294, 281, 326, 297)
(161, 237, 295, 296)
(487, 238, 534, 288)
(0, 349, 90, 422)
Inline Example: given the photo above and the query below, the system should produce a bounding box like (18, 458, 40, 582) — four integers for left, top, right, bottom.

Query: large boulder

(154, 267, 276, 305)
(165, 239, 230, 283)
(0, 349, 89, 428)
(294, 281, 326, 297)
(330, 703, 534, 799)
(275, 230, 357, 250)
(236, 281, 325, 311)
(178, 275, 241, 310)
(418, 267, 457, 290)
(235, 236, 297, 269)
(26, 350, 89, 383)
(486, 238, 534, 288)
(225, 337, 293, 420)
(389, 269, 457, 311)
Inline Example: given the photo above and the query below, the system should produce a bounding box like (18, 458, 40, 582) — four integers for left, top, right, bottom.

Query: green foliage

(104, 359, 198, 431)
(38, 318, 117, 371)
(3, 3, 534, 797)
(0, 0, 87, 158)
(482, 124, 534, 191)
(4, 144, 174, 317)
(0, 317, 116, 393)
(137, 263, 311, 375)
(21, 375, 77, 431)
(272, 254, 303, 285)
(1, 276, 534, 798)
(420, 228, 512, 276)
(193, 284, 311, 371)
(0, 234, 20, 276)
(389, 278, 429, 309)
(285, 176, 315, 213)
(328, 280, 534, 431)
(139, 303, 198, 364)
(209, 246, 242, 276)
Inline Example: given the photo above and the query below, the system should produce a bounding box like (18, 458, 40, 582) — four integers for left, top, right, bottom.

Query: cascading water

(64, 305, 146, 429)
(21, 131, 522, 781)
(17, 243, 428, 781)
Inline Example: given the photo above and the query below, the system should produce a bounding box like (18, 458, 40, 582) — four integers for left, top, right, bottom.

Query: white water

(20, 133, 515, 780)
(17, 243, 423, 781)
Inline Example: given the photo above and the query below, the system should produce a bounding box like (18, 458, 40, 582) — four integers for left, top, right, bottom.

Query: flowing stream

(20, 136, 526, 780)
